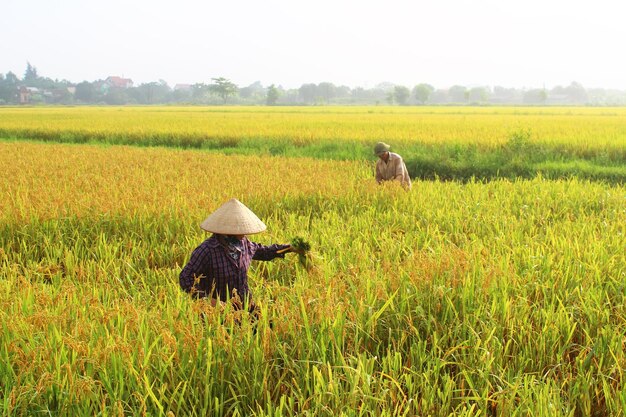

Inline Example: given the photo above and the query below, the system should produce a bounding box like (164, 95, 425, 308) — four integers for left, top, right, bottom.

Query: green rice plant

(290, 236, 311, 268)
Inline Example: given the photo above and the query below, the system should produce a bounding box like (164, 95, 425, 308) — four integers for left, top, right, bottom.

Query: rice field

(1, 108, 625, 416)
(1, 106, 625, 151)
(1, 106, 625, 183)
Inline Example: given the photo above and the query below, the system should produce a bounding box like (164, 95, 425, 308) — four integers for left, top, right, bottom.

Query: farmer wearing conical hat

(374, 142, 412, 189)
(179, 198, 300, 310)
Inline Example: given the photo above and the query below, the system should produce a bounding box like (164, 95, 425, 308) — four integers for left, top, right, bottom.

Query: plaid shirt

(179, 235, 289, 302)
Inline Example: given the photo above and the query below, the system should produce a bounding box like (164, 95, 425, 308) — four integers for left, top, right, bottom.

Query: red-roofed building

(105, 76, 134, 89)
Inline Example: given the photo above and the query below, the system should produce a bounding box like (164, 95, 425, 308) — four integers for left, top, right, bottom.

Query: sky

(1, 0, 625, 90)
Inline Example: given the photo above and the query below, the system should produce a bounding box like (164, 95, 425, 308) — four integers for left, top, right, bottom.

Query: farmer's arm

(250, 242, 291, 261)
(179, 244, 211, 297)
(375, 162, 383, 183)
(393, 157, 406, 182)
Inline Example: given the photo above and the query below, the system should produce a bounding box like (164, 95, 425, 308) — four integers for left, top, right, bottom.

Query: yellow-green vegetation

(1, 141, 624, 416)
(1, 106, 625, 181)
(0, 106, 625, 149)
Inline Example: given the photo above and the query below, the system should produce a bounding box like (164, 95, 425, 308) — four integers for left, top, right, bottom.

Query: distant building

(48, 88, 73, 103)
(18, 86, 31, 104)
(105, 76, 134, 89)
(18, 86, 43, 104)
(174, 84, 192, 91)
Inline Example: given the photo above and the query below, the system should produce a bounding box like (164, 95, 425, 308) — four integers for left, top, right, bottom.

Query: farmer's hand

(277, 245, 301, 255)
(286, 245, 306, 255)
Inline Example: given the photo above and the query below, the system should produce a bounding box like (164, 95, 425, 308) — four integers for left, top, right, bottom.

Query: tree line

(1, 63, 626, 106)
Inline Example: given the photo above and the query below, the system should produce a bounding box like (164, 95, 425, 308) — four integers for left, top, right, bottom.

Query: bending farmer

(374, 142, 412, 189)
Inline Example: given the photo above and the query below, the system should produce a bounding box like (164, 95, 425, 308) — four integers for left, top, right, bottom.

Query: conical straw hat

(200, 198, 267, 235)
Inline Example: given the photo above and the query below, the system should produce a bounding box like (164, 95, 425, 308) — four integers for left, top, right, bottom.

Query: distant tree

(386, 91, 394, 105)
(355, 84, 386, 104)
(523, 89, 547, 104)
(24, 62, 39, 84)
(192, 83, 210, 102)
(551, 85, 566, 98)
(563, 81, 588, 103)
(75, 81, 97, 102)
(131, 80, 170, 104)
(393, 85, 411, 105)
(586, 88, 608, 105)
(351, 87, 367, 101)
(317, 82, 337, 103)
(448, 85, 468, 103)
(468, 86, 490, 103)
(492, 86, 521, 103)
(429, 89, 449, 104)
(298, 83, 317, 104)
(50, 88, 74, 105)
(279, 87, 299, 104)
(104, 88, 128, 105)
(335, 85, 351, 100)
(239, 81, 264, 100)
(0, 72, 20, 103)
(0, 74, 6, 104)
(413, 83, 434, 104)
(171, 88, 193, 103)
(266, 84, 280, 105)
(37, 77, 58, 90)
(21, 63, 66, 90)
(209, 77, 238, 103)
(5, 71, 19, 84)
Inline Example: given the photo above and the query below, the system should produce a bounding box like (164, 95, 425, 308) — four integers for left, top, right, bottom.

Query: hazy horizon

(2, 0, 625, 90)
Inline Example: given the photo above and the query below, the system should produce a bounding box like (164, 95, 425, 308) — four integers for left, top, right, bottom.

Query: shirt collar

(210, 234, 248, 250)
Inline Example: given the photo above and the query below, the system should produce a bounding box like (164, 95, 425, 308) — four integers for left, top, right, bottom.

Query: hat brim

(200, 199, 267, 235)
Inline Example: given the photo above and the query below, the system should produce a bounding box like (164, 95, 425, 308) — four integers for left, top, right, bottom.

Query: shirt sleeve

(250, 242, 290, 261)
(179, 244, 210, 296)
(402, 161, 412, 189)
(393, 157, 405, 182)
(375, 161, 383, 183)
